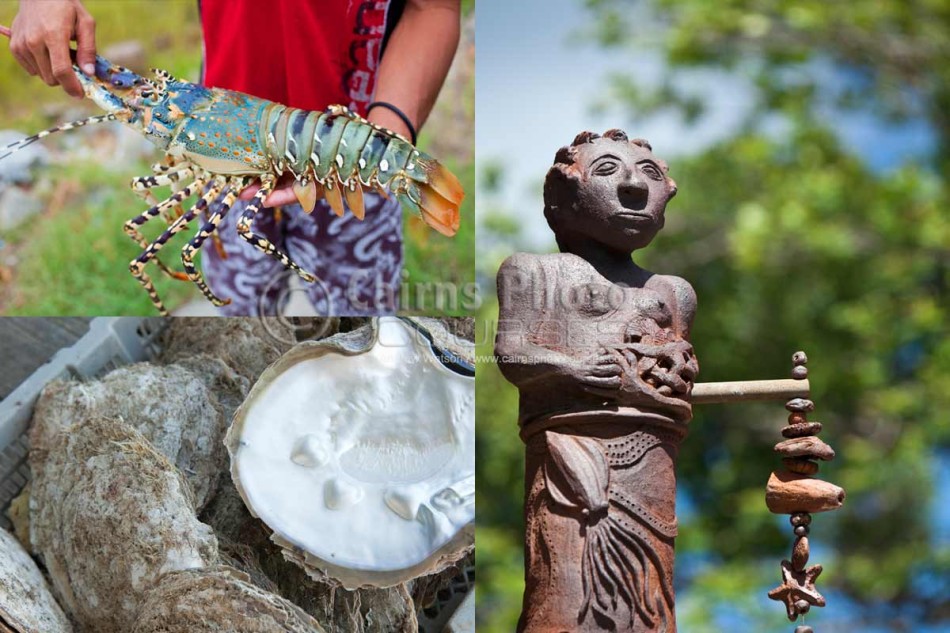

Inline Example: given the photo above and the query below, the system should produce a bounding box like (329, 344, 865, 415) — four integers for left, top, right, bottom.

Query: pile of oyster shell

(0, 317, 474, 633)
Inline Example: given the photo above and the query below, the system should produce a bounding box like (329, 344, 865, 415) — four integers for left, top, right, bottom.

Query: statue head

(543, 130, 677, 255)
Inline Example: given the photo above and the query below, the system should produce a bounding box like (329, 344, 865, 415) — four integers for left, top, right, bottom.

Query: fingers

(581, 375, 623, 399)
(261, 174, 298, 208)
(29, 38, 55, 86)
(584, 375, 622, 388)
(74, 12, 96, 76)
(10, 46, 38, 76)
(9, 2, 94, 99)
(241, 176, 298, 208)
(262, 186, 299, 208)
(588, 359, 621, 377)
(8, 15, 38, 76)
(48, 35, 83, 98)
(239, 182, 262, 201)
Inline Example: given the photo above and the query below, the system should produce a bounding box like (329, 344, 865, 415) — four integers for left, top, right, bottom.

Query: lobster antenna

(0, 114, 118, 161)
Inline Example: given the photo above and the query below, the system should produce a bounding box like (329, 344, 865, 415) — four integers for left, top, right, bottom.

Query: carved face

(554, 138, 675, 253)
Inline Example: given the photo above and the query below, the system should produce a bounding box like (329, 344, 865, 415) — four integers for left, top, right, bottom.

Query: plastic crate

(0, 316, 473, 632)
(0, 317, 166, 528)
(418, 566, 474, 633)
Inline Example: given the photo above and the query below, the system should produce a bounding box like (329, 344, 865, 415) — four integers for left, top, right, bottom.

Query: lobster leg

(131, 169, 194, 198)
(123, 183, 205, 282)
(151, 157, 185, 174)
(131, 167, 195, 222)
(236, 177, 317, 283)
(180, 181, 241, 307)
(147, 161, 227, 259)
(128, 179, 209, 316)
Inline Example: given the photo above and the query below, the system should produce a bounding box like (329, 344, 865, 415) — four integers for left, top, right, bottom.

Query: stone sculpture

(496, 130, 697, 632)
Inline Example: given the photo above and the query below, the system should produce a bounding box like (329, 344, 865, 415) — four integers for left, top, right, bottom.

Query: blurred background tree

(476, 1, 950, 630)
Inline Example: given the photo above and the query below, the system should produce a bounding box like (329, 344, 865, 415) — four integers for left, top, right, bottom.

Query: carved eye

(592, 160, 619, 176)
(640, 163, 664, 181)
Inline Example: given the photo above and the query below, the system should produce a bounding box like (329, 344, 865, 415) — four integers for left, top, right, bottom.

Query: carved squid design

(544, 431, 674, 630)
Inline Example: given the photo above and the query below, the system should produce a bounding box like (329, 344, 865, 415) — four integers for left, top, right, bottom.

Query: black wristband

(366, 101, 417, 145)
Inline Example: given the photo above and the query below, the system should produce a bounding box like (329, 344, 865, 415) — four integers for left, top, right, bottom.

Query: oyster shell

(159, 317, 304, 381)
(227, 318, 474, 589)
(0, 527, 72, 633)
(30, 362, 232, 510)
(132, 566, 325, 633)
(30, 416, 218, 632)
(199, 478, 420, 632)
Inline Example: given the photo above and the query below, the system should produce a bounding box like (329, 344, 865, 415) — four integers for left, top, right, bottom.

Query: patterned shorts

(201, 191, 402, 316)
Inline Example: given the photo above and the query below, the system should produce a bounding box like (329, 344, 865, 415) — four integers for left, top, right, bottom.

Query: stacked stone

(765, 351, 846, 632)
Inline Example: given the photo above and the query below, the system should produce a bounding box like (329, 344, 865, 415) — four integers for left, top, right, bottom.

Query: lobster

(0, 27, 464, 316)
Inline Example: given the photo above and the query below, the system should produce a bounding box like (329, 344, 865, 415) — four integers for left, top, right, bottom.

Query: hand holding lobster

(7, 0, 96, 99)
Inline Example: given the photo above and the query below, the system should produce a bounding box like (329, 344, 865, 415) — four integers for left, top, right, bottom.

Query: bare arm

(9, 0, 96, 98)
(367, 0, 460, 138)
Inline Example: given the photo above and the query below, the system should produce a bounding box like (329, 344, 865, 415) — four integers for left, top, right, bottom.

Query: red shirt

(199, 0, 394, 115)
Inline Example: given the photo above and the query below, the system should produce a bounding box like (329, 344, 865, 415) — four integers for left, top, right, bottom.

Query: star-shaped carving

(768, 560, 826, 621)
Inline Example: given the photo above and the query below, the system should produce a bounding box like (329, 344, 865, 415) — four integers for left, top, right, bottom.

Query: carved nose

(618, 176, 648, 204)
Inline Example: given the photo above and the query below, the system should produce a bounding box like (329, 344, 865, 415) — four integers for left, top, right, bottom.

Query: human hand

(239, 173, 298, 209)
(10, 0, 96, 99)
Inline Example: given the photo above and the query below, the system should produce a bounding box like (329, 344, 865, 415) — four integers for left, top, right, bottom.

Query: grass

(3, 162, 200, 315)
(0, 1, 474, 316)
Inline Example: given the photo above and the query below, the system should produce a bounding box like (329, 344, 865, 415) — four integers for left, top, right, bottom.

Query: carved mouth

(616, 211, 654, 221)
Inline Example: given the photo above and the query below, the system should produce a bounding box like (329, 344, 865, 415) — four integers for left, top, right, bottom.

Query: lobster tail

(396, 155, 463, 237)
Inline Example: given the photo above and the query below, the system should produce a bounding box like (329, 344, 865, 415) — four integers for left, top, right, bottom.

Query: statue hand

(575, 349, 624, 398)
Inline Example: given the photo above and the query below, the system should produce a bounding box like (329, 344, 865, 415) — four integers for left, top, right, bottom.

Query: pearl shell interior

(233, 318, 474, 572)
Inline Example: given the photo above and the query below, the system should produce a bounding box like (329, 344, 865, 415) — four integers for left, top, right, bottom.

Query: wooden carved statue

(496, 130, 698, 632)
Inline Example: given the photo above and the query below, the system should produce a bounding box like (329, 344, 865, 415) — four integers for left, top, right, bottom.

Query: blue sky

(476, 0, 936, 250)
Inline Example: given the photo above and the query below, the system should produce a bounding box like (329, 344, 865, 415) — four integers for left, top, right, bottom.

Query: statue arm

(665, 275, 697, 340)
(495, 254, 621, 391)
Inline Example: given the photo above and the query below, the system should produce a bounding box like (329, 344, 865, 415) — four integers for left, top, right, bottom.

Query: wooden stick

(691, 378, 809, 404)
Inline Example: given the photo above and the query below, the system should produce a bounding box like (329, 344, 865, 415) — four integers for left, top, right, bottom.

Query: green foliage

(475, 296, 527, 631)
(584, 0, 950, 164)
(477, 0, 950, 630)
